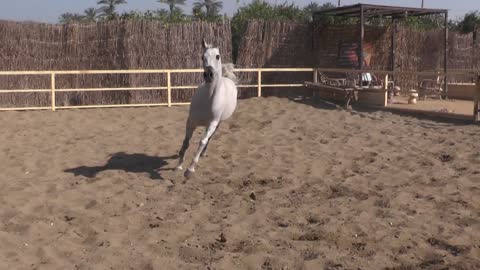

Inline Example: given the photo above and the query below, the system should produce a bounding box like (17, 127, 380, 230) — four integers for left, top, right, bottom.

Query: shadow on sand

(289, 96, 344, 111)
(64, 152, 178, 180)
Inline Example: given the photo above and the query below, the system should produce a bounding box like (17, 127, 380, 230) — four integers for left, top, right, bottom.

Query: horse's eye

(216, 55, 220, 60)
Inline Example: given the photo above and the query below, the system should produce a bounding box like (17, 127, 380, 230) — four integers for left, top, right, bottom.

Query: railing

(0, 68, 314, 111)
(0, 68, 478, 121)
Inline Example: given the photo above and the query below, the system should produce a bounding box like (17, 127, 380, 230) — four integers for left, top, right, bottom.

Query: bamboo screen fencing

(0, 19, 478, 108)
(0, 20, 232, 108)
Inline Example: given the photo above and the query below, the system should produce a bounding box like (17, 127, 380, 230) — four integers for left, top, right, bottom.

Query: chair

(317, 72, 348, 86)
(360, 73, 383, 88)
(419, 74, 444, 100)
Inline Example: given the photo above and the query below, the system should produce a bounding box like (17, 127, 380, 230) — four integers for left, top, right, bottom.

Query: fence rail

(0, 68, 316, 111)
(0, 68, 478, 120)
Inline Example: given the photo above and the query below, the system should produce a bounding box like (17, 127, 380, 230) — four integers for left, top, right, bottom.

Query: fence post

(257, 70, 262, 97)
(167, 71, 172, 107)
(475, 75, 480, 122)
(384, 74, 389, 90)
(313, 69, 318, 83)
(51, 73, 56, 111)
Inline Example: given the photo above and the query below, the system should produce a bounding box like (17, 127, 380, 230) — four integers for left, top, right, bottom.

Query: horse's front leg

(185, 120, 219, 179)
(175, 120, 196, 171)
(200, 122, 220, 158)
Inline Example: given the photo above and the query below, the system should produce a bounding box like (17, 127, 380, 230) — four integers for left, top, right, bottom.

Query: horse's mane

(222, 63, 238, 85)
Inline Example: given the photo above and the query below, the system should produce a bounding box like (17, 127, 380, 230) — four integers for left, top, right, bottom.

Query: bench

(305, 81, 388, 108)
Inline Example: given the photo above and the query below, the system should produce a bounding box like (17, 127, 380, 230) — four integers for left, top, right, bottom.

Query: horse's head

(201, 38, 222, 83)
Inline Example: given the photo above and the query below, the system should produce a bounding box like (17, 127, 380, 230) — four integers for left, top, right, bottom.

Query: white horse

(175, 39, 238, 178)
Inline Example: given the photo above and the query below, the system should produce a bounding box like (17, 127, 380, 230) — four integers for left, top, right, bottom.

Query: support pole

(475, 75, 480, 122)
(359, 5, 365, 86)
(257, 70, 262, 97)
(443, 11, 449, 99)
(384, 74, 389, 90)
(383, 74, 389, 107)
(51, 73, 56, 111)
(167, 71, 172, 107)
(391, 18, 396, 84)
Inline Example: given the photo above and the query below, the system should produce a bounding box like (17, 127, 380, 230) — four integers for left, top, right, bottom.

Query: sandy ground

(388, 96, 474, 116)
(0, 96, 479, 270)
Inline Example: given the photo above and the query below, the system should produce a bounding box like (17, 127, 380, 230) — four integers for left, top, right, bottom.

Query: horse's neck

(205, 67, 223, 97)
(206, 78, 223, 98)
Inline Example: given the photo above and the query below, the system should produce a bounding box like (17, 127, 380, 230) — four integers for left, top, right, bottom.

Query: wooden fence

(0, 68, 314, 111)
(0, 67, 478, 122)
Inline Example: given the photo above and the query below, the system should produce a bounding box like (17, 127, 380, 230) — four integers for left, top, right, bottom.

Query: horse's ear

(202, 38, 211, 49)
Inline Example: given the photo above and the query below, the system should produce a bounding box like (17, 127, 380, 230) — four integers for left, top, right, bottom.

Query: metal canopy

(313, 4, 447, 19)
(312, 3, 449, 98)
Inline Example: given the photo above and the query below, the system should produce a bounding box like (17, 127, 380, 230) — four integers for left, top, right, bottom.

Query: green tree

(119, 8, 190, 22)
(83, 8, 98, 22)
(156, 0, 186, 19)
(59, 12, 84, 23)
(403, 14, 446, 30)
(303, 2, 337, 23)
(193, 0, 223, 18)
(97, 0, 127, 19)
(457, 11, 480, 33)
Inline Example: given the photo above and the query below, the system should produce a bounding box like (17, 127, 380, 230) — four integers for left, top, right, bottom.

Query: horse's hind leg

(175, 120, 195, 171)
(200, 122, 220, 157)
(185, 120, 219, 178)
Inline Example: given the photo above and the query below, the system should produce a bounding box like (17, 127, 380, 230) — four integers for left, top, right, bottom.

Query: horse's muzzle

(203, 66, 214, 83)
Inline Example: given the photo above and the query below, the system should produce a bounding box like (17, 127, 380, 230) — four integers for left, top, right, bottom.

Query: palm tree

(97, 0, 127, 18)
(83, 8, 98, 22)
(59, 12, 84, 23)
(193, 0, 223, 18)
(157, 0, 186, 18)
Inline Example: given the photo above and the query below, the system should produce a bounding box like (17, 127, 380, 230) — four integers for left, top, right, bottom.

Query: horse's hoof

(174, 166, 183, 172)
(184, 169, 195, 179)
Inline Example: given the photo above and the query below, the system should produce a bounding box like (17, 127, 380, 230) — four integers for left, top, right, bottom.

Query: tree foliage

(192, 0, 223, 21)
(83, 8, 98, 22)
(157, 0, 187, 18)
(119, 8, 191, 22)
(97, 0, 127, 19)
(193, 0, 223, 17)
(456, 11, 480, 34)
(59, 13, 84, 23)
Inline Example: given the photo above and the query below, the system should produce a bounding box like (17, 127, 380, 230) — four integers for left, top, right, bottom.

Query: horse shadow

(64, 152, 178, 180)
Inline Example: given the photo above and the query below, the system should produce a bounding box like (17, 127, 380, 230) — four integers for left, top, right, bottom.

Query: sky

(0, 0, 474, 23)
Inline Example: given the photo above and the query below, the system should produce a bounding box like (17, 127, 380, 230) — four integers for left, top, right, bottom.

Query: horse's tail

(222, 63, 238, 85)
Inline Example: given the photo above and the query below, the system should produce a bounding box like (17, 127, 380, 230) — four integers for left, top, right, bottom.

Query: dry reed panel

(391, 25, 443, 92)
(236, 21, 314, 98)
(0, 21, 132, 107)
(0, 22, 56, 107)
(448, 31, 475, 83)
(366, 25, 391, 70)
(313, 24, 389, 69)
(474, 30, 480, 70)
(313, 24, 358, 69)
(449, 32, 473, 70)
(0, 20, 232, 107)
(104, 20, 231, 104)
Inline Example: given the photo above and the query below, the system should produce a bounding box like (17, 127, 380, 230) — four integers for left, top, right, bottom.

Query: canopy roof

(313, 3, 448, 20)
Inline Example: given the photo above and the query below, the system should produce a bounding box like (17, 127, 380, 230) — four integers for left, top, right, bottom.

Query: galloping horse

(175, 39, 238, 178)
